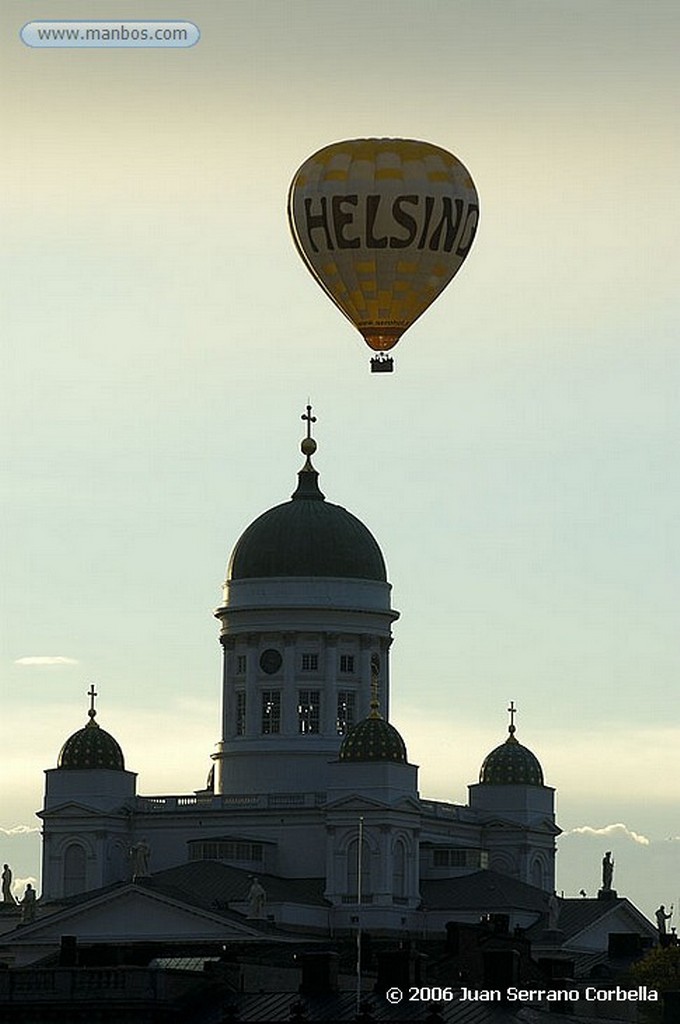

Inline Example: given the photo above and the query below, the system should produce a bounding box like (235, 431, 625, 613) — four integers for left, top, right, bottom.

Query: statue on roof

(20, 883, 36, 923)
(547, 892, 560, 930)
(656, 904, 673, 946)
(601, 851, 614, 891)
(247, 876, 266, 919)
(2, 864, 16, 905)
(130, 838, 151, 880)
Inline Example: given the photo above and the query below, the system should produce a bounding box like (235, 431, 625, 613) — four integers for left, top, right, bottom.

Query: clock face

(259, 648, 282, 675)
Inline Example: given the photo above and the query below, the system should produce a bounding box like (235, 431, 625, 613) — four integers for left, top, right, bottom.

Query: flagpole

(356, 815, 364, 1014)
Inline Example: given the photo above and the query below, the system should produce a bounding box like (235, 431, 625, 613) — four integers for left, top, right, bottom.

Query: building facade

(39, 412, 559, 933)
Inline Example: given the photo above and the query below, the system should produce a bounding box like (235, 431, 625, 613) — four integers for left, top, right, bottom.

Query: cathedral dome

(57, 693, 125, 771)
(339, 712, 407, 764)
(479, 718, 544, 787)
(227, 412, 386, 583)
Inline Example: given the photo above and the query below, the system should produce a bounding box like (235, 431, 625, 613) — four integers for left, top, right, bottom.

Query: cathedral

(36, 407, 561, 938)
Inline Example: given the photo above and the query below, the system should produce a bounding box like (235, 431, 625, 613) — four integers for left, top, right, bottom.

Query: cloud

(14, 656, 79, 666)
(564, 823, 650, 846)
(0, 825, 41, 837)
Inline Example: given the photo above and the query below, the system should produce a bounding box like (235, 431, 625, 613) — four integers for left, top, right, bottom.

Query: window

(336, 690, 356, 735)
(261, 691, 281, 734)
(433, 848, 486, 868)
(393, 840, 407, 898)
(298, 690, 320, 734)
(301, 653, 318, 671)
(235, 691, 246, 736)
(339, 654, 355, 673)
(347, 837, 371, 899)
(63, 843, 86, 897)
(236, 654, 247, 674)
(190, 840, 263, 863)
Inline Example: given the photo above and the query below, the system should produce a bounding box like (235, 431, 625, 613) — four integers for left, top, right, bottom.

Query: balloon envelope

(288, 138, 479, 352)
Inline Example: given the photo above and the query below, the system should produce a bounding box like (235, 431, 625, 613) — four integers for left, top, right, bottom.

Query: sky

(1, 1, 679, 917)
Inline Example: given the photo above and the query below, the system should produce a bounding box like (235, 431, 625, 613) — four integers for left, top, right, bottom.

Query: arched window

(531, 857, 544, 889)
(346, 837, 371, 900)
(108, 840, 129, 884)
(392, 840, 407, 898)
(63, 843, 86, 896)
(490, 850, 517, 878)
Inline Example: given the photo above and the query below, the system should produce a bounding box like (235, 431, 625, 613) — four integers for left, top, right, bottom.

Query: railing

(74, 969, 127, 992)
(136, 791, 327, 812)
(0, 968, 164, 1002)
(418, 799, 462, 819)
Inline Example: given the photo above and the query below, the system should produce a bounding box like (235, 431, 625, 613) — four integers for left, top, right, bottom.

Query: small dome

(339, 714, 407, 764)
(479, 728, 544, 786)
(58, 715, 125, 771)
(227, 409, 387, 583)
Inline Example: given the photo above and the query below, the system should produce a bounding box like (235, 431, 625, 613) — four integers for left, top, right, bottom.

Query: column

(380, 636, 393, 720)
(220, 635, 235, 742)
(359, 635, 375, 720)
(324, 633, 339, 735)
(379, 824, 392, 904)
(244, 633, 259, 738)
(282, 632, 297, 735)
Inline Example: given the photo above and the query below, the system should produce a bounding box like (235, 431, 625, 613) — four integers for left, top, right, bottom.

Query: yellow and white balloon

(288, 138, 479, 368)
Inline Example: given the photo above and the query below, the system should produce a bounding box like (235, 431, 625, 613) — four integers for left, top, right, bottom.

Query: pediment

(325, 793, 421, 814)
(569, 899, 656, 945)
(479, 817, 523, 831)
(478, 815, 560, 835)
(6, 886, 265, 945)
(38, 801, 125, 819)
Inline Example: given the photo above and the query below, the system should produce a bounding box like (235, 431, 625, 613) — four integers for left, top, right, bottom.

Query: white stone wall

(213, 575, 398, 796)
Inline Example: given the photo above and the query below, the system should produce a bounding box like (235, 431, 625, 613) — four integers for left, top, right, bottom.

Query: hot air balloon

(288, 138, 479, 372)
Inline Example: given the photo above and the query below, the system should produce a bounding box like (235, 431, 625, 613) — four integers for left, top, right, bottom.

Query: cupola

(478, 701, 544, 786)
(57, 685, 125, 771)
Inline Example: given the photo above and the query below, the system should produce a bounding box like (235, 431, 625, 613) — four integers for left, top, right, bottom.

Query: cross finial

(298, 404, 318, 469)
(301, 403, 316, 441)
(87, 683, 98, 721)
(508, 700, 516, 735)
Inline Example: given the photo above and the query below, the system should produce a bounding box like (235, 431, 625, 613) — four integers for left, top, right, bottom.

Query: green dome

(58, 717, 125, 771)
(479, 728, 544, 786)
(228, 464, 386, 582)
(339, 713, 407, 764)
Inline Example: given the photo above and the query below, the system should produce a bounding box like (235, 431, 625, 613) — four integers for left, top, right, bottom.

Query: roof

(3, 882, 273, 948)
(57, 718, 125, 771)
(153, 864, 551, 920)
(227, 460, 387, 583)
(222, 991, 515, 1022)
(145, 860, 330, 911)
(339, 713, 408, 763)
(479, 728, 544, 787)
(421, 870, 548, 914)
(526, 897, 655, 946)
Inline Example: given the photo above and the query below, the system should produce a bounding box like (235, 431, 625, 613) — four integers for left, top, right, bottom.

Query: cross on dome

(299, 403, 318, 466)
(88, 683, 98, 721)
(301, 403, 316, 440)
(508, 700, 517, 736)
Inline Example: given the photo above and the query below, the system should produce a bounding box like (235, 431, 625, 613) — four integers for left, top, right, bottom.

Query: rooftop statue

(601, 851, 614, 891)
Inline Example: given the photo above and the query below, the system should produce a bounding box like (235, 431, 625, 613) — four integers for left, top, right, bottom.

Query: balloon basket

(370, 354, 394, 374)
